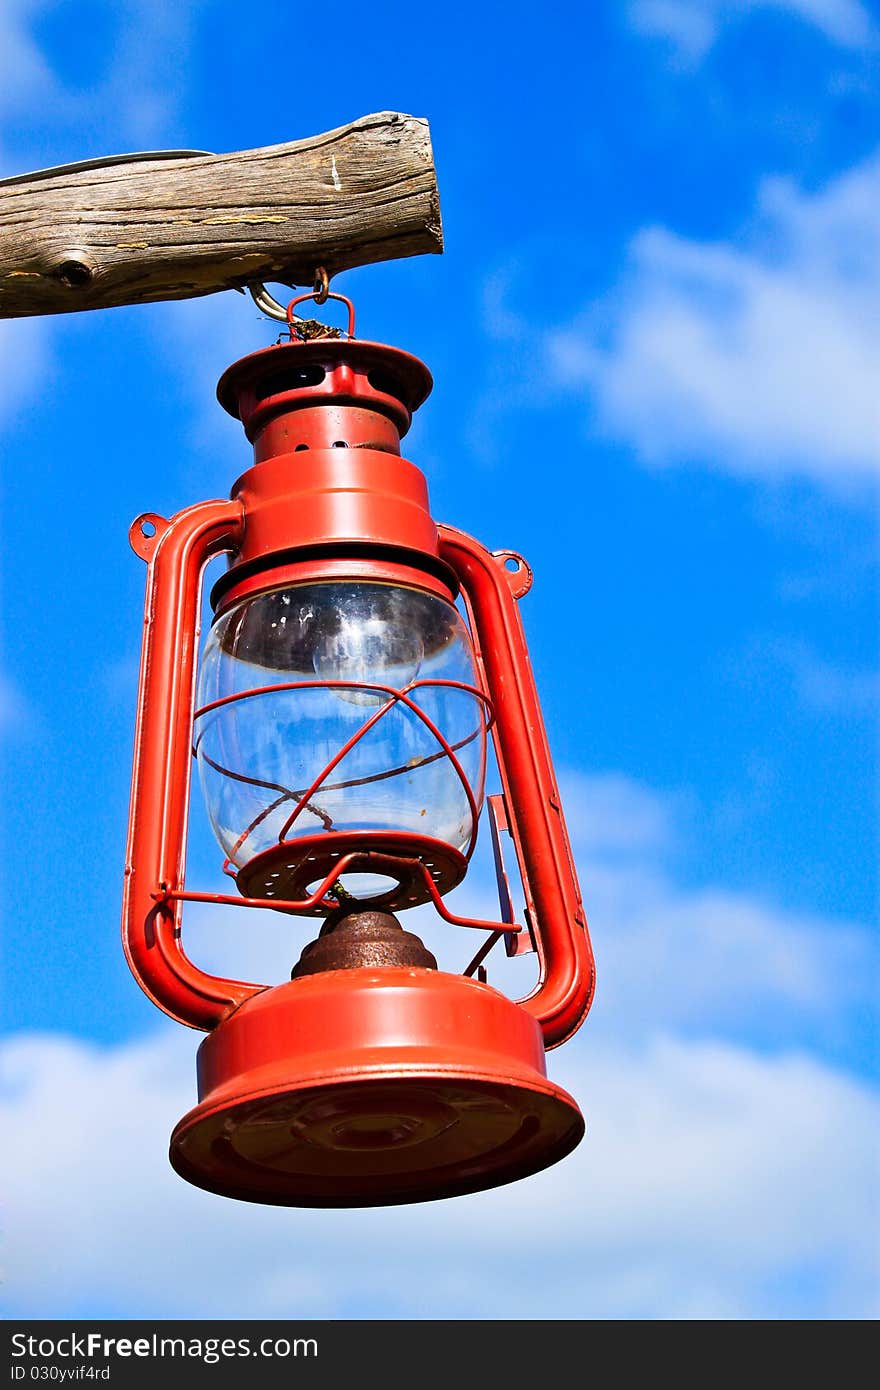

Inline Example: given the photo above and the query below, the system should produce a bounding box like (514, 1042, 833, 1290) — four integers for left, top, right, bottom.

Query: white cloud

(0, 1028, 876, 1318)
(630, 0, 718, 59)
(0, 670, 35, 738)
(179, 770, 876, 1053)
(555, 769, 682, 857)
(546, 156, 880, 488)
(89, 0, 208, 146)
(0, 318, 50, 429)
(587, 874, 877, 1045)
(4, 773, 876, 1318)
(0, 0, 205, 168)
(746, 637, 880, 715)
(0, 2, 55, 124)
(557, 772, 878, 1051)
(628, 0, 875, 61)
(161, 289, 284, 493)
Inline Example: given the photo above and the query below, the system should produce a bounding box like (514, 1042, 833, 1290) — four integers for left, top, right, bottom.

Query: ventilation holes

(255, 366, 326, 402)
(367, 368, 406, 402)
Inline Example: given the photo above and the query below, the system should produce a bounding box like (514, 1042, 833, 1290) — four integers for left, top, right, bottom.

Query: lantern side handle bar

(122, 497, 266, 1031)
(437, 524, 596, 1049)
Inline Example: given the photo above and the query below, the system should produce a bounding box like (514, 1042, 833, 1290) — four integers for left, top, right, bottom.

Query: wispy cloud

(2, 769, 877, 1318)
(0, 0, 205, 170)
(628, 0, 876, 62)
(0, 670, 34, 738)
(557, 770, 683, 857)
(88, 0, 208, 147)
(172, 771, 880, 1064)
(1, 1028, 876, 1318)
(545, 156, 880, 490)
(559, 772, 878, 1050)
(744, 637, 880, 715)
(0, 2, 55, 124)
(0, 318, 50, 431)
(0, 1, 206, 420)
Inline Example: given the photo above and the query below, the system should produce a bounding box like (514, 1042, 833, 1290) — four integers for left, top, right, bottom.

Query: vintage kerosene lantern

(122, 280, 595, 1206)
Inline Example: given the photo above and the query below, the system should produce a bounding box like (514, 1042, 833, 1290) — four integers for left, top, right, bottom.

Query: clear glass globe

(195, 581, 487, 868)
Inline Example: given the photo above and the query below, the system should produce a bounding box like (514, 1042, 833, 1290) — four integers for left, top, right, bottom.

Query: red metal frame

(123, 317, 595, 1050)
(439, 526, 595, 1047)
(123, 500, 264, 1030)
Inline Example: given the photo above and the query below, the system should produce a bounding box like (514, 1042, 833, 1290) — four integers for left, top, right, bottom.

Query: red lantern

(122, 289, 595, 1206)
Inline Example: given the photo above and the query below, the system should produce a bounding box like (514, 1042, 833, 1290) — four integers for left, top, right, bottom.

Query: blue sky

(0, 0, 877, 1320)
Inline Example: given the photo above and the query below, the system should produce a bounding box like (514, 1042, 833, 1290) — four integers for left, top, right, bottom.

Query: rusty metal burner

(291, 908, 438, 978)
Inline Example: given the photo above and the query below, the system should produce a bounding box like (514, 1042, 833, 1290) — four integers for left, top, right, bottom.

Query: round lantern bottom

(169, 969, 584, 1207)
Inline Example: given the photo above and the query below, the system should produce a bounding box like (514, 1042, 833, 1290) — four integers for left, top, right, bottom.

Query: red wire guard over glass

(191, 677, 492, 862)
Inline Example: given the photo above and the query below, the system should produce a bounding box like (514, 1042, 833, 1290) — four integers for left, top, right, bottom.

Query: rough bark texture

(0, 112, 442, 318)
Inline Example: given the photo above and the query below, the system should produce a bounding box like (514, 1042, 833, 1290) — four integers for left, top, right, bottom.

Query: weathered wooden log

(0, 112, 442, 319)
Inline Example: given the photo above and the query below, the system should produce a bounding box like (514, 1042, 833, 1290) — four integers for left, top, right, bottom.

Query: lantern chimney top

(216, 335, 434, 449)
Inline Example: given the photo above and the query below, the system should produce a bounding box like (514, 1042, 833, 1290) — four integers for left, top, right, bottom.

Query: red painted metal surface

(169, 969, 584, 1207)
(235, 831, 469, 914)
(216, 447, 450, 611)
(438, 526, 596, 1049)
(211, 331, 452, 613)
(123, 499, 265, 1030)
(216, 336, 431, 445)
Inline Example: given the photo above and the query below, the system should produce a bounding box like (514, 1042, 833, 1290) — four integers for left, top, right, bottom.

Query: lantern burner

(291, 908, 438, 976)
(235, 831, 468, 916)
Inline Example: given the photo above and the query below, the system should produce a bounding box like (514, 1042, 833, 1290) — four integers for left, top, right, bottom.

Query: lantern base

(169, 969, 584, 1207)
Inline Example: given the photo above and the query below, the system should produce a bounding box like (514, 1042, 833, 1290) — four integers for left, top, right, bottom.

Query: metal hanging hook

(244, 282, 294, 322)
(245, 283, 288, 321)
(244, 267, 332, 323)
